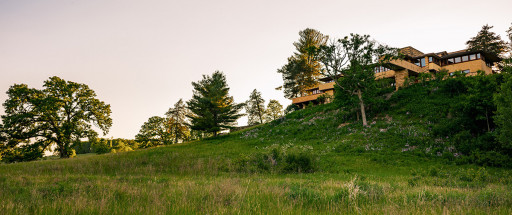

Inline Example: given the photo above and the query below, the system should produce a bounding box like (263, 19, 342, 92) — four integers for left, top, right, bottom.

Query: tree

(316, 34, 398, 126)
(1, 76, 112, 161)
(246, 89, 266, 125)
(265, 99, 283, 122)
(466, 24, 507, 57)
(165, 99, 191, 143)
(277, 28, 329, 99)
(507, 23, 512, 45)
(135, 116, 172, 148)
(494, 67, 512, 152)
(187, 71, 244, 137)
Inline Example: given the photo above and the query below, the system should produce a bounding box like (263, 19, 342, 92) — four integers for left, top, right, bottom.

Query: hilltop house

(292, 46, 501, 108)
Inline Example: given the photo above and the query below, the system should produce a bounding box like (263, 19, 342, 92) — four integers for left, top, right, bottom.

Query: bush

(235, 144, 317, 173)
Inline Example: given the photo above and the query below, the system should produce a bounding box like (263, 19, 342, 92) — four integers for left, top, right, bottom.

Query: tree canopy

(135, 116, 172, 148)
(466, 24, 508, 57)
(316, 34, 398, 126)
(165, 99, 191, 143)
(277, 28, 328, 99)
(1, 76, 112, 161)
(265, 99, 283, 122)
(246, 89, 266, 125)
(187, 71, 244, 136)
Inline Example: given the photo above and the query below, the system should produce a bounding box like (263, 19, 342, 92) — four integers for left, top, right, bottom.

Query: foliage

(494, 72, 512, 154)
(317, 33, 399, 126)
(165, 99, 191, 143)
(284, 104, 300, 114)
(277, 28, 328, 99)
(466, 24, 508, 57)
(265, 99, 283, 122)
(235, 144, 316, 173)
(187, 71, 244, 137)
(245, 89, 266, 125)
(74, 138, 136, 154)
(1, 76, 112, 161)
(135, 116, 172, 148)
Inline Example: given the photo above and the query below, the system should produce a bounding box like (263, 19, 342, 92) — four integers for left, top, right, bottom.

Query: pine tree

(466, 24, 507, 57)
(246, 89, 266, 125)
(165, 99, 190, 143)
(277, 28, 328, 99)
(187, 71, 244, 137)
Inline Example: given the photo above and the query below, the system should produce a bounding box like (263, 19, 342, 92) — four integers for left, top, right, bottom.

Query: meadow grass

(2, 87, 512, 214)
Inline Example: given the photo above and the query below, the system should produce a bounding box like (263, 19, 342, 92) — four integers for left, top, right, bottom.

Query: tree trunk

(357, 89, 368, 127)
(486, 108, 490, 132)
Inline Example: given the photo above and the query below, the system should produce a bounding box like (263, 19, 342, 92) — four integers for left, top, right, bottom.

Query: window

(312, 89, 321, 94)
(447, 58, 454, 64)
(462, 69, 470, 74)
(454, 57, 461, 63)
(469, 54, 476, 60)
(477, 53, 481, 59)
(428, 57, 433, 63)
(420, 58, 426, 67)
(462, 56, 468, 61)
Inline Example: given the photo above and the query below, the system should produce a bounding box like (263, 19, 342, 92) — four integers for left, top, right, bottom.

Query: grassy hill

(1, 77, 512, 214)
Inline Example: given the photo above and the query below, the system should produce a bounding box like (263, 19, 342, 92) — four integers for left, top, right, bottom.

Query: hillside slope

(1, 77, 512, 214)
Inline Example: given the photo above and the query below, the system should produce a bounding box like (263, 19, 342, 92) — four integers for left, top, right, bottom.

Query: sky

(1, 0, 511, 139)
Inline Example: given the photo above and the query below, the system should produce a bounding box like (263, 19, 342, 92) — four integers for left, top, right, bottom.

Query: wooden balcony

(292, 93, 321, 104)
(387, 59, 423, 73)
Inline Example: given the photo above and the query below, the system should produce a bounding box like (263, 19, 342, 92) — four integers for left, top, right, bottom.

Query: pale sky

(1, 0, 511, 139)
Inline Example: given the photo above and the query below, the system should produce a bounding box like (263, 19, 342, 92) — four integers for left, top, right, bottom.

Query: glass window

(454, 57, 461, 63)
(469, 54, 476, 60)
(462, 70, 470, 74)
(462, 56, 468, 61)
(420, 58, 426, 67)
(477, 53, 481, 59)
(428, 57, 433, 63)
(448, 58, 454, 64)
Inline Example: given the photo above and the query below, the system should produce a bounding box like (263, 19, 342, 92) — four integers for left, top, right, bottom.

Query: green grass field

(2, 81, 512, 214)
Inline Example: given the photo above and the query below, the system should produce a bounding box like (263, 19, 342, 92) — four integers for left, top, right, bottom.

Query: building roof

(400, 46, 424, 58)
(400, 46, 502, 62)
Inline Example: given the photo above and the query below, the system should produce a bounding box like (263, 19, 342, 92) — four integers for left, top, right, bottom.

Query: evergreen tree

(277, 28, 328, 99)
(466, 24, 507, 57)
(265, 99, 283, 122)
(246, 89, 266, 125)
(165, 99, 191, 143)
(187, 71, 244, 137)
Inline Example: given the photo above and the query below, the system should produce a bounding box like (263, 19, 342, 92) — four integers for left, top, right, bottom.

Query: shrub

(235, 144, 317, 173)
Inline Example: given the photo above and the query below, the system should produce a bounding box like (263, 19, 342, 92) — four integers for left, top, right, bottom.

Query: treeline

(0, 71, 284, 163)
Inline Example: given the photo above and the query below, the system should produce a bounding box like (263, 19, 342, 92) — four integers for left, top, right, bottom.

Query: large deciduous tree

(187, 71, 244, 137)
(246, 89, 266, 125)
(277, 28, 329, 99)
(316, 34, 398, 127)
(1, 76, 112, 161)
(466, 24, 507, 57)
(165, 99, 191, 143)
